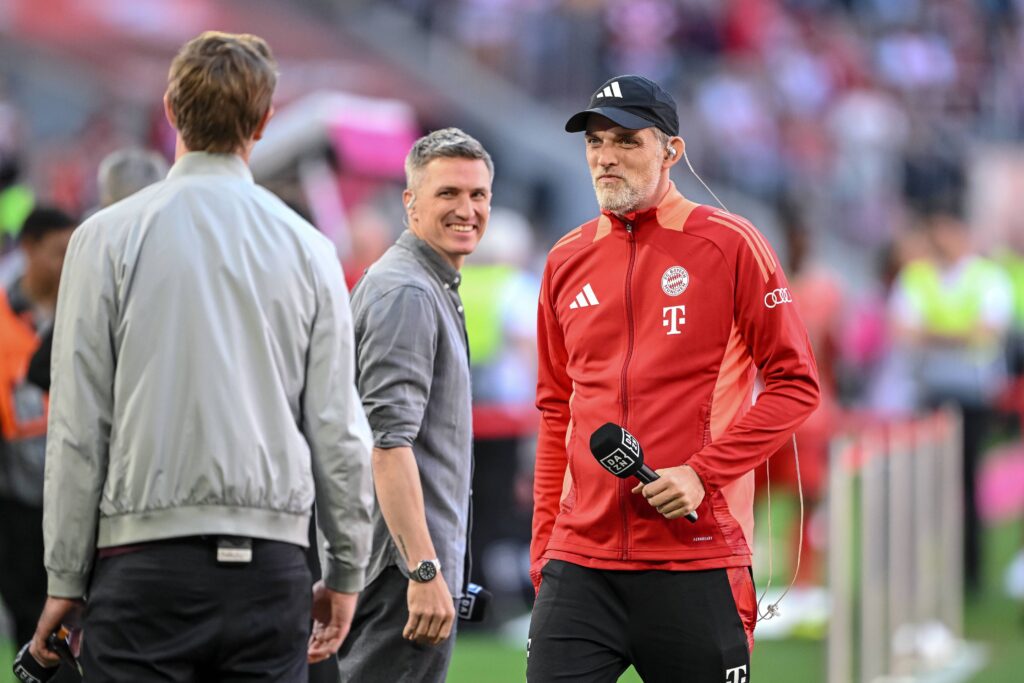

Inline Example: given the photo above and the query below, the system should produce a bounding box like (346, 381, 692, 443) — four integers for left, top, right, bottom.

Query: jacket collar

(397, 230, 462, 291)
(167, 152, 253, 183)
(600, 181, 695, 233)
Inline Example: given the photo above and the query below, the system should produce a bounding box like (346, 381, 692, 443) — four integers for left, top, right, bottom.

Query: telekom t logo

(662, 305, 686, 335)
(725, 665, 748, 683)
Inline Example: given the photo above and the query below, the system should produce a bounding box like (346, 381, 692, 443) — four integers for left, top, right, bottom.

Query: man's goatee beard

(594, 186, 643, 214)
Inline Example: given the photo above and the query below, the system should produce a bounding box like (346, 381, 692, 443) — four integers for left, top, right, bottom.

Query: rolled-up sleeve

(44, 222, 115, 598)
(355, 286, 437, 449)
(303, 245, 375, 593)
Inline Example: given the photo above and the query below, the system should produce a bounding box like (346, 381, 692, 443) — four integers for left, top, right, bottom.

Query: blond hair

(166, 31, 277, 154)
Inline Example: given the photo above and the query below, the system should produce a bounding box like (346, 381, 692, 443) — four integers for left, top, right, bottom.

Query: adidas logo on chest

(568, 283, 599, 309)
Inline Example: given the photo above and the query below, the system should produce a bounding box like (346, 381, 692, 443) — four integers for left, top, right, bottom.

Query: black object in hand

(589, 422, 699, 523)
(457, 583, 492, 622)
(12, 627, 81, 682)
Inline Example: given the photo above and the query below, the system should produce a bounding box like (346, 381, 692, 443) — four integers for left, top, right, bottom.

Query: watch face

(417, 561, 437, 582)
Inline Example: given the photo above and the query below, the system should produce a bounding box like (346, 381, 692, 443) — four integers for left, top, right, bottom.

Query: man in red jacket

(528, 75, 820, 682)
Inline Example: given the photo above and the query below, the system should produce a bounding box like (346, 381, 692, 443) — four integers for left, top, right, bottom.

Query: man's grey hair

(652, 127, 673, 152)
(98, 147, 170, 208)
(404, 127, 494, 191)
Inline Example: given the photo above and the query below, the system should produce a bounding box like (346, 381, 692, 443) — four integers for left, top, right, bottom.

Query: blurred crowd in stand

(1, 0, 1024, 643)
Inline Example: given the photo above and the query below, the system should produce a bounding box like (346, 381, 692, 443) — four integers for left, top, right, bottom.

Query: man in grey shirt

(338, 128, 493, 683)
(30, 31, 373, 681)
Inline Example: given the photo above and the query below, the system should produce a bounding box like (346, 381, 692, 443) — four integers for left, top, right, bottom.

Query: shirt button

(454, 277, 460, 284)
(457, 305, 464, 313)
(444, 283, 450, 289)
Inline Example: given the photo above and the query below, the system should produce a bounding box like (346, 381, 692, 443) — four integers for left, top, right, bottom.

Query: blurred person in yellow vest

(0, 98, 34, 251)
(0, 206, 76, 656)
(460, 207, 541, 614)
(890, 208, 1014, 594)
(0, 153, 35, 286)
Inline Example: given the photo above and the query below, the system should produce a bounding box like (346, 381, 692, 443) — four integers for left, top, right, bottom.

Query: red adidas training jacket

(531, 183, 819, 589)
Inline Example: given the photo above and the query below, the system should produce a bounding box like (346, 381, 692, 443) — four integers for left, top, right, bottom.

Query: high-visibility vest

(460, 264, 517, 367)
(995, 249, 1024, 330)
(900, 257, 1008, 336)
(0, 184, 34, 238)
(0, 287, 47, 441)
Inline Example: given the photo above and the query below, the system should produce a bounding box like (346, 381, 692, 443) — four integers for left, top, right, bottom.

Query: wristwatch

(408, 559, 441, 583)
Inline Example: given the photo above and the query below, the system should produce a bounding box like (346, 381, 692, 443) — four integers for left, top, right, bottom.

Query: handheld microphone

(12, 626, 82, 682)
(589, 422, 698, 523)
(457, 582, 492, 622)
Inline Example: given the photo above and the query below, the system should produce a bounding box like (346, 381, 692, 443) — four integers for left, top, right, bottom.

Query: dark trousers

(0, 498, 46, 647)
(960, 406, 989, 594)
(527, 561, 754, 683)
(81, 538, 311, 682)
(336, 566, 457, 683)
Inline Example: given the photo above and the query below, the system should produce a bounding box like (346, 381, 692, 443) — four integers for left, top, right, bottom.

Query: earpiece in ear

(667, 147, 677, 158)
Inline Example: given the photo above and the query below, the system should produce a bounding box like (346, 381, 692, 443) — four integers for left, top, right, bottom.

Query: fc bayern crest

(661, 266, 689, 296)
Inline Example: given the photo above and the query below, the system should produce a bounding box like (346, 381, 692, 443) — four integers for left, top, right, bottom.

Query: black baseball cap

(565, 75, 679, 137)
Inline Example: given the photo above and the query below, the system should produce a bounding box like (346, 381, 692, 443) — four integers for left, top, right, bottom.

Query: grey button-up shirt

(350, 230, 473, 597)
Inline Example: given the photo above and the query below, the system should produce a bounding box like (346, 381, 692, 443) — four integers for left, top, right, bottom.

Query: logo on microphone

(661, 266, 689, 296)
(600, 449, 633, 475)
(620, 430, 639, 457)
(600, 428, 640, 474)
(763, 288, 792, 309)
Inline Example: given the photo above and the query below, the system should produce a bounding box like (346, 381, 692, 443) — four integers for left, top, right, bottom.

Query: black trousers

(0, 498, 46, 648)
(80, 537, 311, 683)
(527, 561, 753, 683)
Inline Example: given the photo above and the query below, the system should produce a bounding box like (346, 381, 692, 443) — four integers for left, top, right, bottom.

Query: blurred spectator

(26, 146, 169, 393)
(764, 199, 843, 591)
(0, 93, 32, 243)
(826, 85, 909, 246)
(889, 209, 1014, 593)
(603, 0, 681, 86)
(0, 206, 76, 655)
(855, 227, 931, 414)
(0, 97, 34, 284)
(96, 147, 169, 210)
(344, 202, 398, 291)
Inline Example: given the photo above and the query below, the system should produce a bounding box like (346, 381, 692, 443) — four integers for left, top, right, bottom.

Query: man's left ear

(163, 92, 177, 130)
(665, 137, 684, 166)
(253, 106, 275, 142)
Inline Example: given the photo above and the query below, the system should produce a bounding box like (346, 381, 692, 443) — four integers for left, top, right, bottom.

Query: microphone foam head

(589, 422, 643, 478)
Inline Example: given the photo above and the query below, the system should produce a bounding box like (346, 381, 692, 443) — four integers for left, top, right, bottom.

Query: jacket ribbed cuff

(685, 460, 716, 495)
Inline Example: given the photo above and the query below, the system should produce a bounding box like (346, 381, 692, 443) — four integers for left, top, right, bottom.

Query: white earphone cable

(679, 152, 804, 621)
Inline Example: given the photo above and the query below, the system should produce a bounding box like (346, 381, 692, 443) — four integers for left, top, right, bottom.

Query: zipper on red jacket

(619, 221, 637, 560)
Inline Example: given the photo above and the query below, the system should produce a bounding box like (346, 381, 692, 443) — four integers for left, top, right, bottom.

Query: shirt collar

(166, 152, 254, 183)
(397, 230, 462, 290)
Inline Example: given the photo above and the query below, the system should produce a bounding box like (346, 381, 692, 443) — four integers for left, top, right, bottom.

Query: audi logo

(764, 288, 792, 308)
